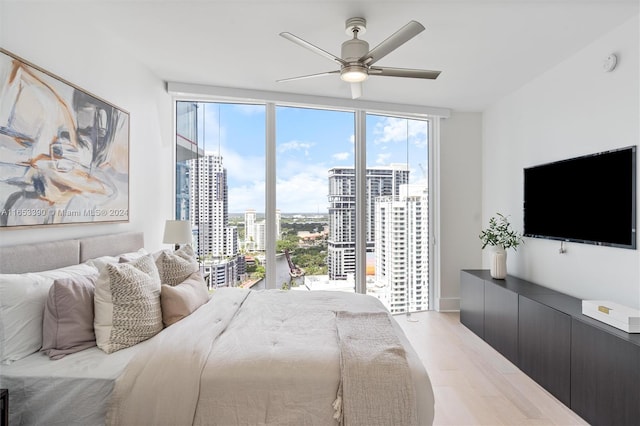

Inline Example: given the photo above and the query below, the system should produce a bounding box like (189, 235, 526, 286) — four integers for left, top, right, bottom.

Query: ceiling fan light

(340, 66, 369, 83)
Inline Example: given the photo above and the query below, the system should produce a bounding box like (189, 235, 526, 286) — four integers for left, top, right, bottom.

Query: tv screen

(523, 146, 636, 249)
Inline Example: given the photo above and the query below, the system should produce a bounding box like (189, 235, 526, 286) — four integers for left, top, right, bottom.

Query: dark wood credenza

(460, 270, 640, 426)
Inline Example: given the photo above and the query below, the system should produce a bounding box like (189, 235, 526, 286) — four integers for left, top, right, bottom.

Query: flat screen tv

(523, 146, 636, 249)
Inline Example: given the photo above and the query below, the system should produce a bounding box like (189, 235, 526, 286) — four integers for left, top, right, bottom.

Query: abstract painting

(0, 49, 129, 228)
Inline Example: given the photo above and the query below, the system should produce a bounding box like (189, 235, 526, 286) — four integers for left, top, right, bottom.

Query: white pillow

(94, 254, 163, 354)
(0, 263, 98, 364)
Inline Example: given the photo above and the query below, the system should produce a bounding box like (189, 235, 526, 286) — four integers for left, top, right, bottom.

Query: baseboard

(436, 297, 460, 312)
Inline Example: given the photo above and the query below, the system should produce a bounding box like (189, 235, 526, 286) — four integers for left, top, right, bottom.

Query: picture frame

(0, 48, 130, 228)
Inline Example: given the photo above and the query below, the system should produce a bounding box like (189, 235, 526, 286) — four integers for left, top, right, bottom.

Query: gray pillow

(155, 245, 199, 286)
(42, 274, 99, 360)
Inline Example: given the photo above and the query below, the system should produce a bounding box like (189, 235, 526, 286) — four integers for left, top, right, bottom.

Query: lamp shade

(163, 220, 192, 246)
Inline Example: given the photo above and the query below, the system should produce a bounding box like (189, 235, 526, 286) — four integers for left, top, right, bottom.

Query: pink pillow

(42, 274, 98, 360)
(160, 272, 210, 327)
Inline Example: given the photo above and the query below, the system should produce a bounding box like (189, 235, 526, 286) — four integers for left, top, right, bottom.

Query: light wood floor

(396, 311, 588, 426)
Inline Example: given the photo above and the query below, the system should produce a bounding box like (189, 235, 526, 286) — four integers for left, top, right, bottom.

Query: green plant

(479, 213, 524, 250)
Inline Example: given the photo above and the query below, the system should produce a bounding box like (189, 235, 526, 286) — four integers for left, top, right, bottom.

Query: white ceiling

(27, 1, 640, 111)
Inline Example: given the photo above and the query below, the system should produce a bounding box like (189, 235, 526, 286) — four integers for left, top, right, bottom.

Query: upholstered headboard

(0, 239, 80, 274)
(79, 232, 145, 263)
(0, 232, 145, 274)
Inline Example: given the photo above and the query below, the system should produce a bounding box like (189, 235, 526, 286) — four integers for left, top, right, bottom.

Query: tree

(276, 237, 298, 253)
(254, 265, 266, 279)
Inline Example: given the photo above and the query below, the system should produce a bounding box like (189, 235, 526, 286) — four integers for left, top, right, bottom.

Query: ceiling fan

(277, 17, 441, 99)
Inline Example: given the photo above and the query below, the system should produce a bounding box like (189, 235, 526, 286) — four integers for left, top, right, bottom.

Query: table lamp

(163, 220, 192, 250)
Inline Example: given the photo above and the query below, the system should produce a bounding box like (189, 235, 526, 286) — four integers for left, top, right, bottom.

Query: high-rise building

(254, 221, 266, 252)
(243, 208, 282, 252)
(244, 209, 256, 251)
(188, 154, 241, 287)
(327, 163, 410, 280)
(374, 184, 428, 313)
(190, 155, 226, 257)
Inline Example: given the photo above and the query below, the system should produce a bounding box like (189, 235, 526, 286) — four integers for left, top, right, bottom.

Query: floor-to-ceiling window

(275, 106, 355, 291)
(366, 114, 429, 313)
(175, 97, 434, 311)
(175, 101, 265, 289)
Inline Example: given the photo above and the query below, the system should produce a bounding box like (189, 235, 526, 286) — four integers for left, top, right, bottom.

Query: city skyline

(196, 103, 429, 213)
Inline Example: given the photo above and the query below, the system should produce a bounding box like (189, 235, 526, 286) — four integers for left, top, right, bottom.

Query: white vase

(490, 246, 507, 279)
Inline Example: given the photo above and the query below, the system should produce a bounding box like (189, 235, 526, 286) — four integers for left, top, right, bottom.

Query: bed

(0, 232, 435, 426)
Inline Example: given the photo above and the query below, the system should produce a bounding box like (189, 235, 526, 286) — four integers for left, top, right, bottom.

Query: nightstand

(0, 389, 7, 426)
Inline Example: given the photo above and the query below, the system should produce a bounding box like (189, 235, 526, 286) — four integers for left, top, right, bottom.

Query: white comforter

(107, 288, 434, 426)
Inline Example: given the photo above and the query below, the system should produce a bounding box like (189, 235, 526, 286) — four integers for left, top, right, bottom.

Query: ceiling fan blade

(369, 66, 441, 79)
(350, 82, 362, 99)
(360, 20, 425, 66)
(280, 32, 346, 66)
(277, 70, 340, 83)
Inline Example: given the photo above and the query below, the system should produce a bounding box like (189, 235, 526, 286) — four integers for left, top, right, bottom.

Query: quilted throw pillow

(94, 254, 163, 354)
(155, 244, 199, 286)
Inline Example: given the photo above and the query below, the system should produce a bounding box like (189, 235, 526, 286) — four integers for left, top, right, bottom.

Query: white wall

(483, 15, 640, 309)
(438, 112, 483, 311)
(0, 3, 174, 252)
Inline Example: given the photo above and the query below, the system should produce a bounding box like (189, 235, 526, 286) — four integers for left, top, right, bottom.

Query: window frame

(170, 84, 447, 309)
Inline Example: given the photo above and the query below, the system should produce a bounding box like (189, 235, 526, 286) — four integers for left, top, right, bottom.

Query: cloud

(227, 164, 329, 213)
(276, 159, 328, 212)
(278, 140, 314, 155)
(276, 170, 328, 213)
(332, 152, 350, 161)
(220, 145, 264, 183)
(376, 153, 392, 164)
(372, 117, 428, 148)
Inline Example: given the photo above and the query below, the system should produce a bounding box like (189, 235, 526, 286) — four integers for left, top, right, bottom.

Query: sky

(192, 102, 429, 214)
